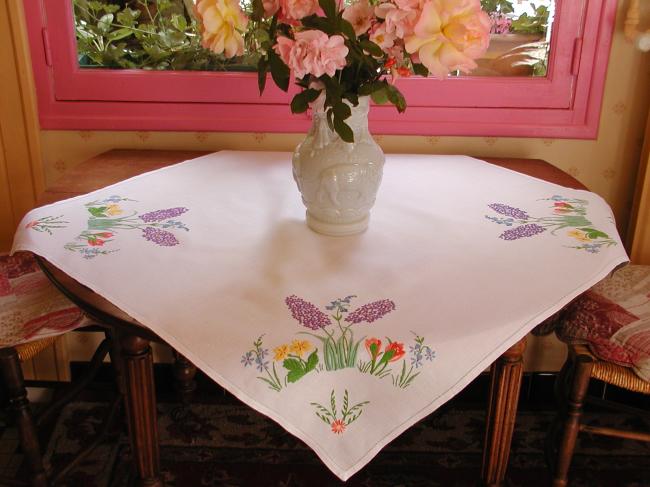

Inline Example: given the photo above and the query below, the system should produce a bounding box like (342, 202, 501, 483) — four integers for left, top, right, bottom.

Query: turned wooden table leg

(0, 347, 49, 487)
(172, 350, 197, 404)
(481, 337, 526, 487)
(120, 334, 163, 487)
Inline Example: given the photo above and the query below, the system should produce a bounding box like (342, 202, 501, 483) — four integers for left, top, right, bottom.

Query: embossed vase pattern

(292, 97, 385, 236)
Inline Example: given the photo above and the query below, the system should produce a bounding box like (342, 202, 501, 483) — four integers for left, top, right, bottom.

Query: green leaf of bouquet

(319, 0, 337, 20)
(370, 87, 389, 104)
(251, 0, 264, 21)
(578, 228, 610, 239)
(302, 16, 334, 35)
(333, 116, 354, 143)
(268, 51, 290, 92)
(344, 92, 358, 106)
(257, 57, 268, 94)
(291, 93, 309, 114)
(359, 40, 383, 58)
(333, 101, 351, 120)
(339, 19, 356, 40)
(88, 207, 107, 217)
(386, 84, 407, 112)
(304, 88, 322, 103)
(412, 63, 429, 77)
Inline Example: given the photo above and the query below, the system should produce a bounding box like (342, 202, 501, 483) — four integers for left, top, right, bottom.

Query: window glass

(73, 0, 555, 77)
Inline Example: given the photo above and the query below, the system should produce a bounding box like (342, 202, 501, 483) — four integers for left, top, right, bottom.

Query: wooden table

(38, 150, 587, 487)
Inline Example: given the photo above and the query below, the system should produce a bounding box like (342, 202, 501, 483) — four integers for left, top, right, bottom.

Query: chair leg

(552, 353, 594, 487)
(172, 350, 196, 404)
(0, 348, 49, 487)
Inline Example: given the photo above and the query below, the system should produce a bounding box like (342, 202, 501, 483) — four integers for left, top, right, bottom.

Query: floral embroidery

(63, 196, 190, 259)
(25, 216, 68, 235)
(311, 390, 369, 435)
(486, 195, 618, 253)
(241, 296, 435, 392)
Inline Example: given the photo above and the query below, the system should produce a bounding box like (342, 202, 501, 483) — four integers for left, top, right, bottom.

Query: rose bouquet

(195, 0, 490, 141)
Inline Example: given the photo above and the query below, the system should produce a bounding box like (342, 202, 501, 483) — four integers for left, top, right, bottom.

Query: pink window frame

(25, 0, 616, 138)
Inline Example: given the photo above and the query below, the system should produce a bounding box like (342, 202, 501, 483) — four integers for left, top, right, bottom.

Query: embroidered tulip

(196, 0, 249, 58)
(87, 238, 105, 247)
(365, 338, 382, 359)
(405, 0, 490, 79)
(384, 341, 405, 362)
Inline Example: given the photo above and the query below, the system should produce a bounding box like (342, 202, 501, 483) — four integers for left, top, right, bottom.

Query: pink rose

(275, 30, 349, 79)
(263, 0, 280, 17)
(342, 0, 375, 36)
(375, 0, 422, 39)
(280, 0, 320, 20)
(405, 0, 490, 79)
(370, 23, 397, 50)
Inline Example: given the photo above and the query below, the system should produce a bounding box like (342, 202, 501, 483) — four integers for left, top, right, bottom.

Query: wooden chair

(547, 265, 650, 487)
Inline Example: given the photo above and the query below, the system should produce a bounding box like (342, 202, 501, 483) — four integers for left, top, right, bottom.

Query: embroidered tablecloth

(11, 152, 628, 480)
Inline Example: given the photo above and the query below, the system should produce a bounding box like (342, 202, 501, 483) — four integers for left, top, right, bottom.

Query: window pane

(73, 0, 554, 77)
(471, 0, 555, 77)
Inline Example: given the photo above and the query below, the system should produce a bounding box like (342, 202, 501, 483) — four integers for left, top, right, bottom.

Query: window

(26, 0, 617, 137)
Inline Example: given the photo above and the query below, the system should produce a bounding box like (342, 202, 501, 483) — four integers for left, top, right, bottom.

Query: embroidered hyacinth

(499, 224, 546, 241)
(345, 299, 396, 324)
(285, 295, 331, 330)
(141, 227, 179, 246)
(139, 207, 189, 223)
(487, 203, 529, 220)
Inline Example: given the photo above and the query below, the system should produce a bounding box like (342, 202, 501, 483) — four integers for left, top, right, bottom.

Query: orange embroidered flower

(331, 419, 346, 434)
(384, 342, 405, 362)
(365, 338, 382, 359)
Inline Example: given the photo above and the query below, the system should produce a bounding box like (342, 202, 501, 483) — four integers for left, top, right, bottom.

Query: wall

(33, 1, 650, 370)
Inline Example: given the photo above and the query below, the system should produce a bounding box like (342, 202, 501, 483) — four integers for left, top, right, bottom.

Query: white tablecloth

(12, 152, 628, 480)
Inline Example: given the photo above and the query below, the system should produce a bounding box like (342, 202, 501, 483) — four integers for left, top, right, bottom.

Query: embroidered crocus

(345, 299, 396, 324)
(141, 227, 180, 246)
(285, 295, 332, 329)
(365, 338, 382, 359)
(139, 207, 189, 223)
(384, 342, 405, 362)
(331, 419, 346, 434)
(499, 224, 546, 241)
(488, 203, 529, 220)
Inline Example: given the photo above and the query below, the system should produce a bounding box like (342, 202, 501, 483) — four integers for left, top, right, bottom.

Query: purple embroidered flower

(139, 207, 189, 223)
(285, 295, 331, 330)
(499, 224, 546, 241)
(141, 227, 179, 246)
(488, 203, 529, 220)
(241, 352, 254, 367)
(345, 299, 396, 324)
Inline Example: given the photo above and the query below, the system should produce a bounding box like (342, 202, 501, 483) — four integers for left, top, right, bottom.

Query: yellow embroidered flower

(106, 204, 123, 216)
(568, 229, 590, 242)
(274, 344, 289, 361)
(289, 339, 311, 357)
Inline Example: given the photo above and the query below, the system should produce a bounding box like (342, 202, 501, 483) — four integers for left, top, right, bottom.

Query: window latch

(571, 37, 583, 75)
(41, 28, 52, 67)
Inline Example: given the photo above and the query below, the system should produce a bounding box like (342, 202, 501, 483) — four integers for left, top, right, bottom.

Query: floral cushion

(557, 265, 650, 382)
(0, 252, 89, 347)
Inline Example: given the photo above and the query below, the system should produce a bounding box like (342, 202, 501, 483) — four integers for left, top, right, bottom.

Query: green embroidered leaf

(578, 227, 610, 239)
(283, 358, 306, 383)
(88, 207, 108, 217)
(305, 350, 319, 372)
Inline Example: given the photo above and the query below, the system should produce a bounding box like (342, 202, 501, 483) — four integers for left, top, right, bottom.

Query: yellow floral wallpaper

(39, 2, 650, 369)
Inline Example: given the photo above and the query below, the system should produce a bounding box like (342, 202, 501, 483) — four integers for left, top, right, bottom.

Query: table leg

(120, 334, 163, 487)
(172, 350, 197, 403)
(481, 337, 527, 487)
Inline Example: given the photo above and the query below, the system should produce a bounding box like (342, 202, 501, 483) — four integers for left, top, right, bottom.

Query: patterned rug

(41, 396, 650, 487)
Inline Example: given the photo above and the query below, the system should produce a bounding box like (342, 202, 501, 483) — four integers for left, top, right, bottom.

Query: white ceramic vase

(292, 96, 385, 236)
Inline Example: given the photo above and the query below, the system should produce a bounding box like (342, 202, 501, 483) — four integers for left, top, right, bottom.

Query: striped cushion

(0, 252, 88, 347)
(558, 265, 650, 382)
